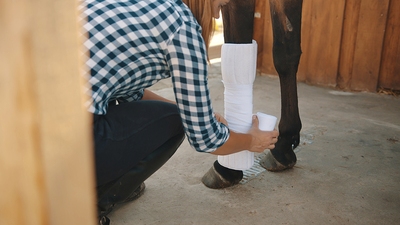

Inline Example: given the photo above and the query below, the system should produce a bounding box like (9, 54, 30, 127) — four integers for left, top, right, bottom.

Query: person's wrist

(249, 134, 257, 152)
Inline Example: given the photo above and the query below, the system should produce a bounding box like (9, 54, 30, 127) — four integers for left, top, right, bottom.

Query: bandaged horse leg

(202, 41, 257, 189)
(218, 41, 258, 170)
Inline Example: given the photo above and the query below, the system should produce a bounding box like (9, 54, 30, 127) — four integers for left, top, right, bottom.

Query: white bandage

(217, 40, 258, 170)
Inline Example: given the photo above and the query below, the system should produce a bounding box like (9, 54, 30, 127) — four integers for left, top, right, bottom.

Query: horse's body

(222, 0, 303, 171)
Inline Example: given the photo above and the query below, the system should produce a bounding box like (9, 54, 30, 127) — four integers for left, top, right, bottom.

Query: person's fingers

(214, 112, 228, 126)
(252, 115, 259, 127)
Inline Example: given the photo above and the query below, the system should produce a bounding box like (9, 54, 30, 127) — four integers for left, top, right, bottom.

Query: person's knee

(163, 103, 185, 136)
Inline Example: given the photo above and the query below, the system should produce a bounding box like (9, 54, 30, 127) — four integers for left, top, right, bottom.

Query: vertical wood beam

(298, 0, 345, 87)
(379, 0, 400, 90)
(1, 1, 47, 224)
(253, 0, 268, 74)
(0, 0, 96, 224)
(258, 0, 276, 76)
(337, 0, 362, 90)
(350, 0, 390, 91)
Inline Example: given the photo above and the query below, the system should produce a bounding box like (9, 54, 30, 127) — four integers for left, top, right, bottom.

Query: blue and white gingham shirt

(80, 0, 229, 153)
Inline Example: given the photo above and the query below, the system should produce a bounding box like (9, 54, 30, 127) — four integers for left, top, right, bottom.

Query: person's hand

(248, 115, 279, 152)
(214, 112, 228, 126)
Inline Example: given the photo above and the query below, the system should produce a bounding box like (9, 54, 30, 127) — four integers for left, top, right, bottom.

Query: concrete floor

(107, 58, 400, 224)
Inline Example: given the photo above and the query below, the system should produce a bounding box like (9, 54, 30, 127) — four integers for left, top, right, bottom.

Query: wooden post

(379, 0, 400, 90)
(0, 0, 96, 224)
(349, 0, 390, 91)
(253, 0, 268, 74)
(337, 0, 362, 90)
(298, 0, 346, 87)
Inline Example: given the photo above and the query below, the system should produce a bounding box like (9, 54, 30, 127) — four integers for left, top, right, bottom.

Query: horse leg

(221, 0, 255, 44)
(260, 0, 303, 171)
(201, 0, 256, 189)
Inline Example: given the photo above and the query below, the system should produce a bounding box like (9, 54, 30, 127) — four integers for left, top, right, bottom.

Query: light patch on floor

(241, 154, 267, 184)
(329, 90, 354, 96)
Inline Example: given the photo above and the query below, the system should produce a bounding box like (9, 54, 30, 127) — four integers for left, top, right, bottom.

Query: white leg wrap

(217, 40, 258, 170)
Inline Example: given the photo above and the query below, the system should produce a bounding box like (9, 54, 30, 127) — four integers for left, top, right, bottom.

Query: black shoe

(97, 182, 146, 220)
(96, 132, 184, 224)
(123, 182, 146, 203)
(99, 215, 110, 225)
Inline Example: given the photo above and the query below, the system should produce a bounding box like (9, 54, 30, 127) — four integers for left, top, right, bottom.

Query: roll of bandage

(217, 40, 258, 170)
(256, 112, 277, 132)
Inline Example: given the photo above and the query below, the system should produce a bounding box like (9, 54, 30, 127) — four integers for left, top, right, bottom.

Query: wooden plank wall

(299, 0, 345, 87)
(379, 0, 400, 90)
(0, 0, 96, 224)
(340, 0, 390, 91)
(254, 0, 400, 92)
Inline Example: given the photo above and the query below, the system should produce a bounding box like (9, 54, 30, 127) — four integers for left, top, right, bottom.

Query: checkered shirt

(80, 0, 229, 153)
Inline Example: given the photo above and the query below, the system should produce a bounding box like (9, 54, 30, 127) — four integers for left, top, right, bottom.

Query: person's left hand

(214, 112, 228, 126)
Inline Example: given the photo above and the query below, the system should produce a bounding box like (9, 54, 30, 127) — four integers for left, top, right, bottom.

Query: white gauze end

(218, 40, 257, 170)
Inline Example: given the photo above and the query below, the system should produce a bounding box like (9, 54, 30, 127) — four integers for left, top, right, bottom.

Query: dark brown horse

(202, 0, 303, 188)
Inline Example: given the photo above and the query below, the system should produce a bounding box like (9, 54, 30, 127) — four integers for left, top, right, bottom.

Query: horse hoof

(201, 160, 243, 189)
(259, 151, 293, 171)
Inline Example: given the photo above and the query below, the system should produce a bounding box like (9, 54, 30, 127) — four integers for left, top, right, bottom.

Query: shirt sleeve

(164, 20, 230, 153)
(116, 89, 144, 103)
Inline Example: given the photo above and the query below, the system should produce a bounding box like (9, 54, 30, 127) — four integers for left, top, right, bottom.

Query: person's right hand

(248, 115, 279, 153)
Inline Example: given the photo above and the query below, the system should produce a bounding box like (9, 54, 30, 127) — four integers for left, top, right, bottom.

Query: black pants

(93, 100, 185, 187)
